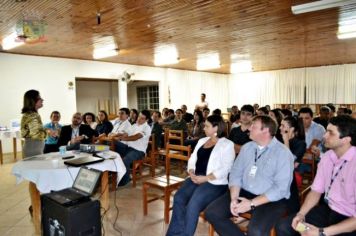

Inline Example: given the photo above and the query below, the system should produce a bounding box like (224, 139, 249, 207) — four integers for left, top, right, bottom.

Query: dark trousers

(166, 178, 227, 236)
(276, 202, 356, 236)
(115, 141, 145, 185)
(205, 189, 287, 236)
(43, 144, 59, 153)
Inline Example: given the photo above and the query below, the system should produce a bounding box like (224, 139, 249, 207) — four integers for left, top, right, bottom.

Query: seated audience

(163, 109, 175, 124)
(108, 108, 131, 138)
(161, 107, 169, 121)
(212, 108, 222, 117)
(181, 104, 194, 123)
(115, 110, 151, 186)
(170, 109, 188, 138)
(253, 103, 259, 113)
(166, 115, 235, 236)
(313, 106, 331, 129)
(326, 103, 336, 118)
(129, 108, 138, 125)
(281, 108, 293, 118)
(57, 112, 96, 150)
(43, 111, 62, 153)
(276, 115, 356, 236)
(230, 112, 241, 130)
(202, 107, 210, 121)
(280, 116, 307, 214)
(151, 111, 163, 148)
(337, 107, 349, 116)
(95, 110, 113, 137)
(228, 104, 254, 155)
(184, 110, 205, 151)
(229, 105, 239, 123)
(256, 106, 269, 116)
(269, 108, 284, 142)
(298, 107, 325, 153)
(205, 115, 294, 236)
(83, 112, 97, 130)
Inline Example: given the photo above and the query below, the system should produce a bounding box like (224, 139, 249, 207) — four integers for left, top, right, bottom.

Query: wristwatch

(250, 200, 256, 210)
(319, 228, 326, 236)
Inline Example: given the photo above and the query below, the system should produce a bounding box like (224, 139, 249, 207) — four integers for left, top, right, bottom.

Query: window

(137, 85, 159, 111)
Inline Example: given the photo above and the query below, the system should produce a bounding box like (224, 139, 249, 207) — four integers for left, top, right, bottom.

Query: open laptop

(47, 167, 102, 206)
(64, 155, 104, 167)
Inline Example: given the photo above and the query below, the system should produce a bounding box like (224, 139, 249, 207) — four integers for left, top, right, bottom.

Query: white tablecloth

(0, 130, 21, 139)
(11, 150, 126, 193)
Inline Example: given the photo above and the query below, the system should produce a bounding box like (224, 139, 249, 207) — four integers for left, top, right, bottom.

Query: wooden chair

(154, 128, 184, 168)
(142, 144, 191, 224)
(301, 153, 317, 185)
(132, 134, 157, 187)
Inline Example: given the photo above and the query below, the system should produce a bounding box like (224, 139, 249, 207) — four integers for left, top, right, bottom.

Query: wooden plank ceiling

(1, 0, 356, 73)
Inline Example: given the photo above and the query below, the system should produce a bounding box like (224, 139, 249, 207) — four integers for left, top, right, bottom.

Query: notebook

(47, 167, 102, 206)
(64, 155, 104, 167)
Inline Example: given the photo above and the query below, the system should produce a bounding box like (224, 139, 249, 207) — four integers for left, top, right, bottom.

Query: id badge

(249, 165, 258, 177)
(324, 193, 329, 204)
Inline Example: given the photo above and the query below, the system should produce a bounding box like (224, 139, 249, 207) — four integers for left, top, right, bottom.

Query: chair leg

(164, 189, 170, 224)
(209, 223, 215, 236)
(143, 183, 149, 216)
(111, 172, 117, 191)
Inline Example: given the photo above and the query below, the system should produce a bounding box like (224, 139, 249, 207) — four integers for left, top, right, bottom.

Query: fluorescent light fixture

(337, 10, 356, 39)
(1, 32, 24, 50)
(230, 60, 253, 73)
(292, 0, 356, 15)
(92, 36, 118, 59)
(154, 44, 179, 66)
(197, 52, 220, 70)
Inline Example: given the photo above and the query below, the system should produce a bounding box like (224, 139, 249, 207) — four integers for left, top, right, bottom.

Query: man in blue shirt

(205, 115, 294, 236)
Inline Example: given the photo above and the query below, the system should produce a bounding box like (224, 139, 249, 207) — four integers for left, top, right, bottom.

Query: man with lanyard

(115, 110, 151, 186)
(276, 115, 356, 236)
(205, 115, 294, 236)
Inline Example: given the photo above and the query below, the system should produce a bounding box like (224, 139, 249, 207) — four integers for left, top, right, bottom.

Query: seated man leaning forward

(275, 115, 356, 236)
(205, 115, 294, 236)
(57, 112, 96, 150)
(114, 110, 151, 186)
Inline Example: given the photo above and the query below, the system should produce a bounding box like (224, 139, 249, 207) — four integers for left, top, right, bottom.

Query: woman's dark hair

(329, 115, 356, 146)
(98, 110, 109, 123)
(83, 112, 96, 124)
(193, 110, 204, 125)
(130, 109, 138, 119)
(212, 108, 222, 116)
(283, 116, 305, 141)
(21, 89, 40, 114)
(281, 109, 292, 117)
(270, 109, 284, 125)
(141, 110, 152, 123)
(206, 115, 226, 138)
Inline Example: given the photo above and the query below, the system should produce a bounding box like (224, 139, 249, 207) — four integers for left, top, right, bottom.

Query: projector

(80, 144, 110, 153)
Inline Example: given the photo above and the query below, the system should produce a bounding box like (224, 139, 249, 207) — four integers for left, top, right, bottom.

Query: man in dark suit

(57, 112, 96, 150)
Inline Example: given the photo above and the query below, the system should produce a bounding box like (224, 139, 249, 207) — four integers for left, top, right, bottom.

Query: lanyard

(325, 160, 347, 196)
(254, 148, 267, 164)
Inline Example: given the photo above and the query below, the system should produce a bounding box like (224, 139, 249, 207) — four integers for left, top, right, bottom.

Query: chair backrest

(165, 143, 191, 177)
(167, 129, 184, 145)
(147, 134, 156, 158)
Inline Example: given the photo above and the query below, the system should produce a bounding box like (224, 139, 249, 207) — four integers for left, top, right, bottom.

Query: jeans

(115, 141, 145, 185)
(205, 190, 287, 236)
(276, 202, 356, 236)
(166, 178, 227, 236)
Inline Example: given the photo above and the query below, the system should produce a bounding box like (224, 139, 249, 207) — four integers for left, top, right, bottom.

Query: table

(12, 150, 126, 234)
(0, 130, 21, 164)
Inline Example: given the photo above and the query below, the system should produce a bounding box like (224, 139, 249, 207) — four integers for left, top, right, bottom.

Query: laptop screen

(73, 167, 101, 195)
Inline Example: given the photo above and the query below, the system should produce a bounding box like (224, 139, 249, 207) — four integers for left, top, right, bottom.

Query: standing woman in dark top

(280, 116, 306, 214)
(95, 110, 113, 137)
(21, 90, 47, 158)
(166, 115, 235, 236)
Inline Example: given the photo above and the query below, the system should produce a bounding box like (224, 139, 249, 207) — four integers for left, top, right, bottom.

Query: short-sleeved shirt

(311, 146, 356, 217)
(305, 121, 325, 147)
(127, 122, 152, 153)
(228, 126, 251, 146)
(43, 122, 62, 144)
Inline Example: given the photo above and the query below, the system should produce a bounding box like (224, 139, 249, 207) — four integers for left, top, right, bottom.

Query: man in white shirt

(195, 93, 209, 111)
(108, 108, 131, 138)
(114, 110, 152, 186)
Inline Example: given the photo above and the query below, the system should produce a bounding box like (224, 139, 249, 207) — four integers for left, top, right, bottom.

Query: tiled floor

(0, 153, 212, 236)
